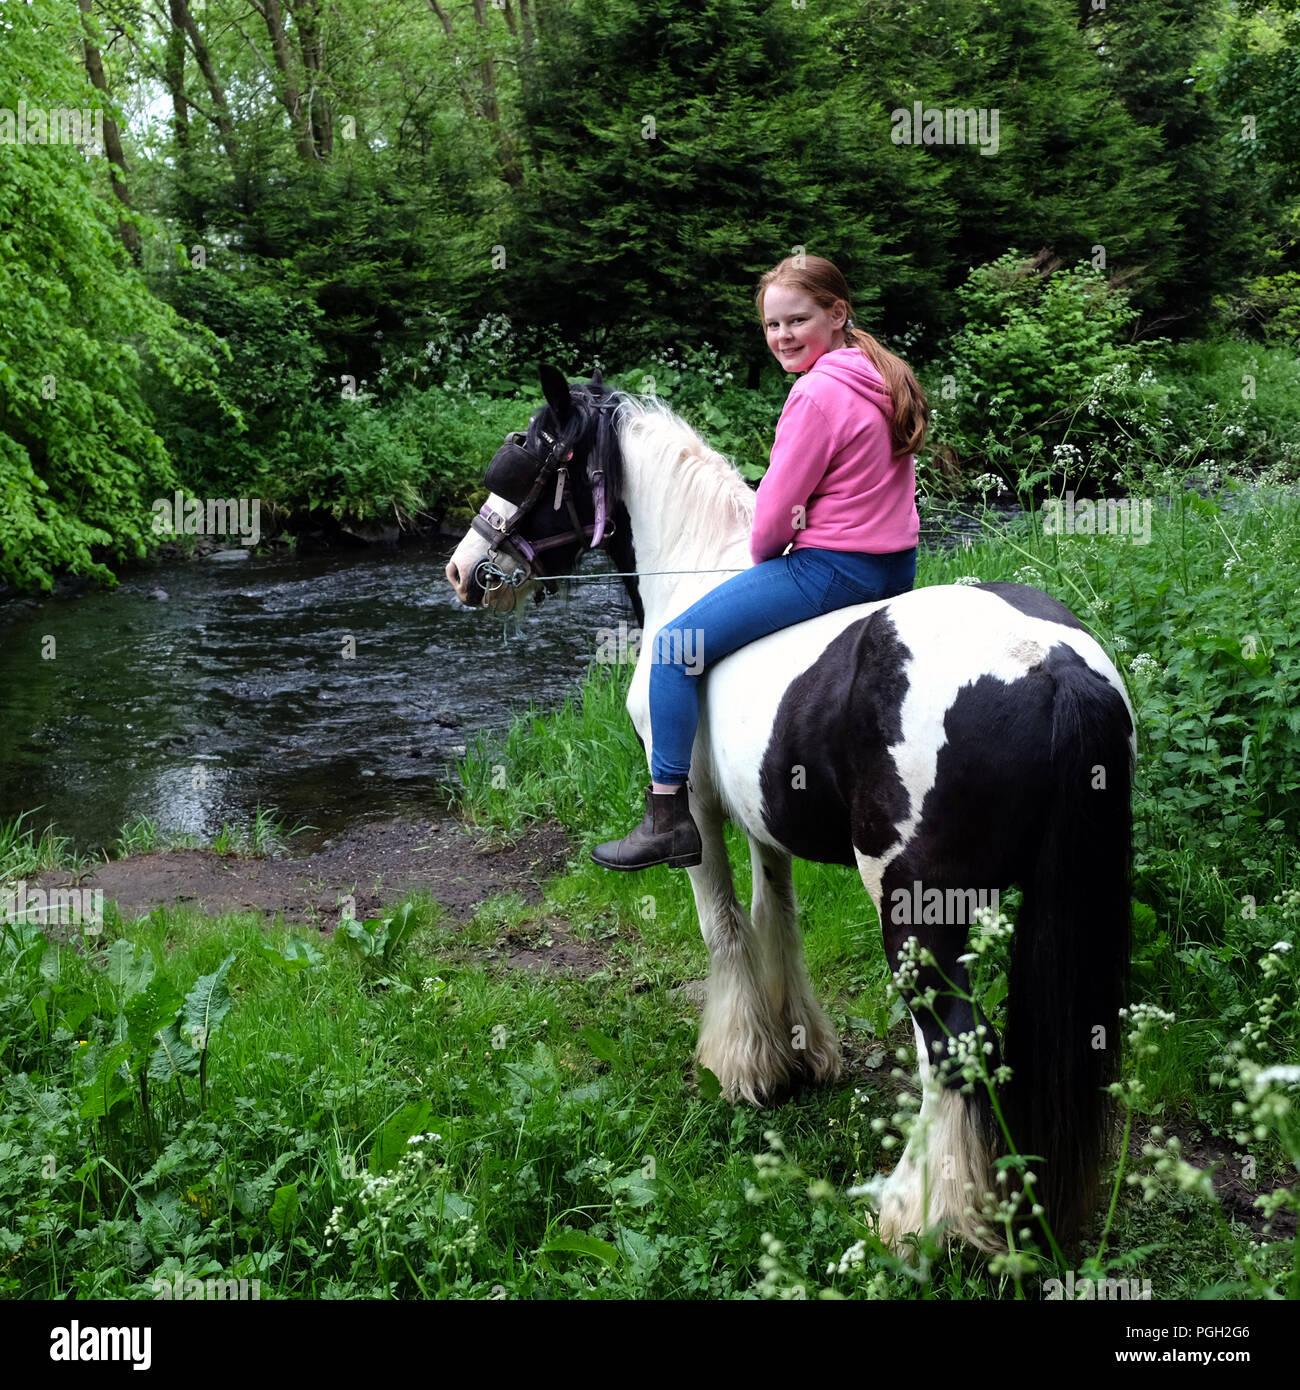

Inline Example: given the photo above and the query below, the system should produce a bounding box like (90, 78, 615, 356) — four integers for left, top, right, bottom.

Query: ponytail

(844, 327, 929, 457)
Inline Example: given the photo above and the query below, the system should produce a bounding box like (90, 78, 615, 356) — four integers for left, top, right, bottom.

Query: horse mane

(522, 382, 755, 567)
(609, 392, 755, 563)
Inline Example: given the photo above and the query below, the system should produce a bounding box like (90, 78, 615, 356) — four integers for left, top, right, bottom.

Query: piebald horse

(445, 366, 1135, 1251)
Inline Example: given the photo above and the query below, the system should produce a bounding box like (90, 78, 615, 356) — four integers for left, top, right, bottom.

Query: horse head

(444, 363, 629, 613)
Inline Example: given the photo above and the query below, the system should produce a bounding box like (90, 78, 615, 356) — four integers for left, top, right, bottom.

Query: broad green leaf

(370, 1100, 434, 1175)
(105, 938, 154, 1001)
(982, 972, 1010, 1014)
(60, 994, 98, 1034)
(1131, 902, 1158, 937)
(38, 944, 63, 985)
(262, 935, 323, 971)
(578, 1025, 620, 1063)
(435, 1191, 474, 1223)
(124, 976, 183, 1062)
(80, 1041, 133, 1118)
(609, 1171, 657, 1209)
(542, 1230, 622, 1267)
(268, 1184, 300, 1236)
(148, 1021, 201, 1083)
(182, 952, 236, 1050)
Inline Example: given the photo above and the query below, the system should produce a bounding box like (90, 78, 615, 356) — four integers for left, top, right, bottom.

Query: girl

(591, 255, 927, 870)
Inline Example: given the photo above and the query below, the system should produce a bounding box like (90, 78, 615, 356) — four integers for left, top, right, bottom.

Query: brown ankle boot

(590, 785, 703, 870)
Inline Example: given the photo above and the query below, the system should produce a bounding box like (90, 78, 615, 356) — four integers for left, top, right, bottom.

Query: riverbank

(27, 816, 570, 932)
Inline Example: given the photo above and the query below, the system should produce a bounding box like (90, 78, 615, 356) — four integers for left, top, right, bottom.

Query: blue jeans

(647, 546, 917, 783)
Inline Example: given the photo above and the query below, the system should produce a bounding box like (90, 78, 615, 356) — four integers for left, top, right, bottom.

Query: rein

(480, 564, 749, 586)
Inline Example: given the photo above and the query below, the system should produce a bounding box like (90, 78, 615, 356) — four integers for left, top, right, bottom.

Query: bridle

(470, 395, 617, 597)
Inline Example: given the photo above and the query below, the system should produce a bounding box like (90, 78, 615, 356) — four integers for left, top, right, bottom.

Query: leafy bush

(930, 251, 1149, 487)
(1217, 269, 1300, 349)
(610, 344, 787, 479)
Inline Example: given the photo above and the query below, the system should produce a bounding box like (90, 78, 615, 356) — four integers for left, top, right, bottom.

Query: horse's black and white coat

(446, 367, 1135, 1251)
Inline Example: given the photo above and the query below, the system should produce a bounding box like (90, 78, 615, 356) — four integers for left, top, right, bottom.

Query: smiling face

(762, 283, 848, 374)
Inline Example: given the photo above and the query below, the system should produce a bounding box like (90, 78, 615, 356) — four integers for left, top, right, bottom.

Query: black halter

(471, 397, 616, 595)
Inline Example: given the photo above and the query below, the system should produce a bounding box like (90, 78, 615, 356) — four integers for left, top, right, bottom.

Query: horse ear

(538, 362, 574, 422)
(590, 368, 603, 386)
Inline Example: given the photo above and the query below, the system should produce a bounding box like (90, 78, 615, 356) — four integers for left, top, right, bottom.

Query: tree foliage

(0, 0, 226, 591)
(0, 0, 1296, 588)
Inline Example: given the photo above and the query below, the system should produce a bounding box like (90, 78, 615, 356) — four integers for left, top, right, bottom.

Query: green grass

(2, 403, 1298, 1298)
(0, 806, 315, 870)
(208, 805, 314, 859)
(1, 876, 1291, 1299)
(0, 809, 84, 879)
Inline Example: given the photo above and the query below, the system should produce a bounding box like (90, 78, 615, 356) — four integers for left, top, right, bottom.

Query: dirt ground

(35, 816, 573, 935)
(1128, 1122, 1298, 1245)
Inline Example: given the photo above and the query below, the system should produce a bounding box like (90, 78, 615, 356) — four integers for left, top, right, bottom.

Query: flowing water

(0, 543, 638, 855)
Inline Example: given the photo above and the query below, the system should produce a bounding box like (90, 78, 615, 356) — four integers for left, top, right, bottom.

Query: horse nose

(446, 557, 468, 602)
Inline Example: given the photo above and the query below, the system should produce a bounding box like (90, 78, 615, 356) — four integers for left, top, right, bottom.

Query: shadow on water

(0, 508, 1024, 857)
(0, 543, 638, 856)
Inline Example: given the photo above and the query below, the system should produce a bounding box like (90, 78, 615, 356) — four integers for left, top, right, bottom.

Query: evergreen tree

(1082, 0, 1267, 332)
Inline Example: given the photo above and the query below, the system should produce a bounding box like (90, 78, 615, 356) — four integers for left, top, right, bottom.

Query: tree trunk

(427, 0, 453, 37)
(78, 0, 140, 259)
(293, 0, 333, 157)
(261, 0, 317, 160)
(174, 0, 240, 162)
(165, 0, 189, 148)
(470, 0, 522, 187)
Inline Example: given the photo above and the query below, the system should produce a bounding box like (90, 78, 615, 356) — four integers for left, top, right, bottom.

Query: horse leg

(855, 851, 1001, 1250)
(743, 835, 841, 1095)
(872, 1011, 1001, 1253)
(628, 652, 836, 1104)
(681, 783, 777, 1105)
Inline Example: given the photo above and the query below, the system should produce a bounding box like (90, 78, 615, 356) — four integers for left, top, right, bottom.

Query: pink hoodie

(749, 347, 919, 564)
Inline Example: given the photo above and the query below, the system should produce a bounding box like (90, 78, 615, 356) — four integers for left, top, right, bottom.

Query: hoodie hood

(803, 347, 895, 420)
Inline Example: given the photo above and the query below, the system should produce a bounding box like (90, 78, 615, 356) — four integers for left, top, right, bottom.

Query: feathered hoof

(695, 1038, 842, 1108)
